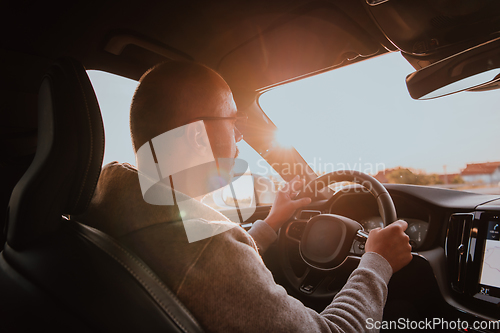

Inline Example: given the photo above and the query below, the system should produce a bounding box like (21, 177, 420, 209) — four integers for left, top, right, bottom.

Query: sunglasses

(192, 111, 248, 131)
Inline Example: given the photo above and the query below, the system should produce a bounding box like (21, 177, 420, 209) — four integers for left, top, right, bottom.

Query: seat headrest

(7, 58, 105, 249)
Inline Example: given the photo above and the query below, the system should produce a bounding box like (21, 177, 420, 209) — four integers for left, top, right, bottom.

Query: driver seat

(0, 58, 203, 333)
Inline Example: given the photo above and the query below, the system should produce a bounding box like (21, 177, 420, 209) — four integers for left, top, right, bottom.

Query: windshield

(259, 52, 500, 194)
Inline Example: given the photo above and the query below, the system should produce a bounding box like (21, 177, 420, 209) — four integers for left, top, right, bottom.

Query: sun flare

(273, 128, 295, 149)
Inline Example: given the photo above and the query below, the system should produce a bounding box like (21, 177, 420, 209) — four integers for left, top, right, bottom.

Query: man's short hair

(130, 61, 228, 152)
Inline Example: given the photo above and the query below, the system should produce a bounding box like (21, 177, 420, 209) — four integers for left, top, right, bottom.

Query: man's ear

(184, 121, 212, 156)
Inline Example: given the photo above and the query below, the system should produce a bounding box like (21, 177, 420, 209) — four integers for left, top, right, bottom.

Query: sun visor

(217, 5, 380, 92)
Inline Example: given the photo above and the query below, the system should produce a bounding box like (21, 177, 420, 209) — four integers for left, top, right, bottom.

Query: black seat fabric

(0, 58, 203, 333)
(0, 90, 38, 250)
(2, 219, 203, 332)
(6, 58, 104, 249)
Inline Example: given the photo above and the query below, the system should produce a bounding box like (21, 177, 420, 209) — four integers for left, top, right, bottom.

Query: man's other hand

(365, 220, 413, 273)
(264, 175, 312, 232)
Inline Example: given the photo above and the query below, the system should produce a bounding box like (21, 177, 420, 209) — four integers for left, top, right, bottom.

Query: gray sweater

(79, 162, 393, 333)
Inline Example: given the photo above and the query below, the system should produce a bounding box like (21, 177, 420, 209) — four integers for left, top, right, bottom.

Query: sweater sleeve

(175, 224, 393, 333)
(319, 252, 392, 332)
(247, 220, 278, 253)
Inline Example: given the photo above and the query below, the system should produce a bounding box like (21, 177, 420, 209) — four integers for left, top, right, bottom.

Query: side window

(87, 70, 137, 166)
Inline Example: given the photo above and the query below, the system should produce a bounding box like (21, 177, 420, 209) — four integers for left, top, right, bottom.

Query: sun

(273, 128, 295, 149)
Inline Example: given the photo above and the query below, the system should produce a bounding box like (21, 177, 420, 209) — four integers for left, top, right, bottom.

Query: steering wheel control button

(287, 222, 306, 241)
(300, 284, 315, 294)
(299, 270, 324, 294)
(351, 240, 365, 255)
(356, 229, 369, 241)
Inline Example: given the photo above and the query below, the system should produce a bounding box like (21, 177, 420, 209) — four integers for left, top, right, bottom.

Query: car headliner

(4, 0, 500, 102)
(2, 0, 392, 95)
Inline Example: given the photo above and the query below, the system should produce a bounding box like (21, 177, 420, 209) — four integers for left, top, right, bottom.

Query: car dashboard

(276, 183, 500, 330)
(325, 187, 431, 251)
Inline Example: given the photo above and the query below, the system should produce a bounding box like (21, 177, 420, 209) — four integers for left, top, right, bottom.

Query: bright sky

(88, 51, 500, 176)
(260, 52, 500, 175)
(88, 70, 137, 165)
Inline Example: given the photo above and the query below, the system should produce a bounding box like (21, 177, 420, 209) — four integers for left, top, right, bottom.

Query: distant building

(460, 162, 500, 185)
(439, 173, 461, 184)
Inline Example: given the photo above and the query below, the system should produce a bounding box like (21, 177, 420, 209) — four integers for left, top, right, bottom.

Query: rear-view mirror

(406, 37, 500, 100)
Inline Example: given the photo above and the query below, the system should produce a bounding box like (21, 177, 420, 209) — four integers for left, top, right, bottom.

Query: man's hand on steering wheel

(264, 175, 312, 232)
(365, 220, 413, 273)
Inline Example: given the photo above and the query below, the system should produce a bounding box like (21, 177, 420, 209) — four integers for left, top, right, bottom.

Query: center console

(446, 211, 500, 319)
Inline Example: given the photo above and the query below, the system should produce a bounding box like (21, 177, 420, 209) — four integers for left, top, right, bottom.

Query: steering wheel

(278, 170, 397, 299)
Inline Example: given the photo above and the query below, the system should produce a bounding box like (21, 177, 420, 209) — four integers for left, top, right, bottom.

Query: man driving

(79, 60, 412, 332)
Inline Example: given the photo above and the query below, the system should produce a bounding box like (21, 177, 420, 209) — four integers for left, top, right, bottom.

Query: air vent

(299, 210, 321, 220)
(446, 213, 474, 293)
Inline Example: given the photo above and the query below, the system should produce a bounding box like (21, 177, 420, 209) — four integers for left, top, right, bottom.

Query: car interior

(2, 0, 500, 332)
